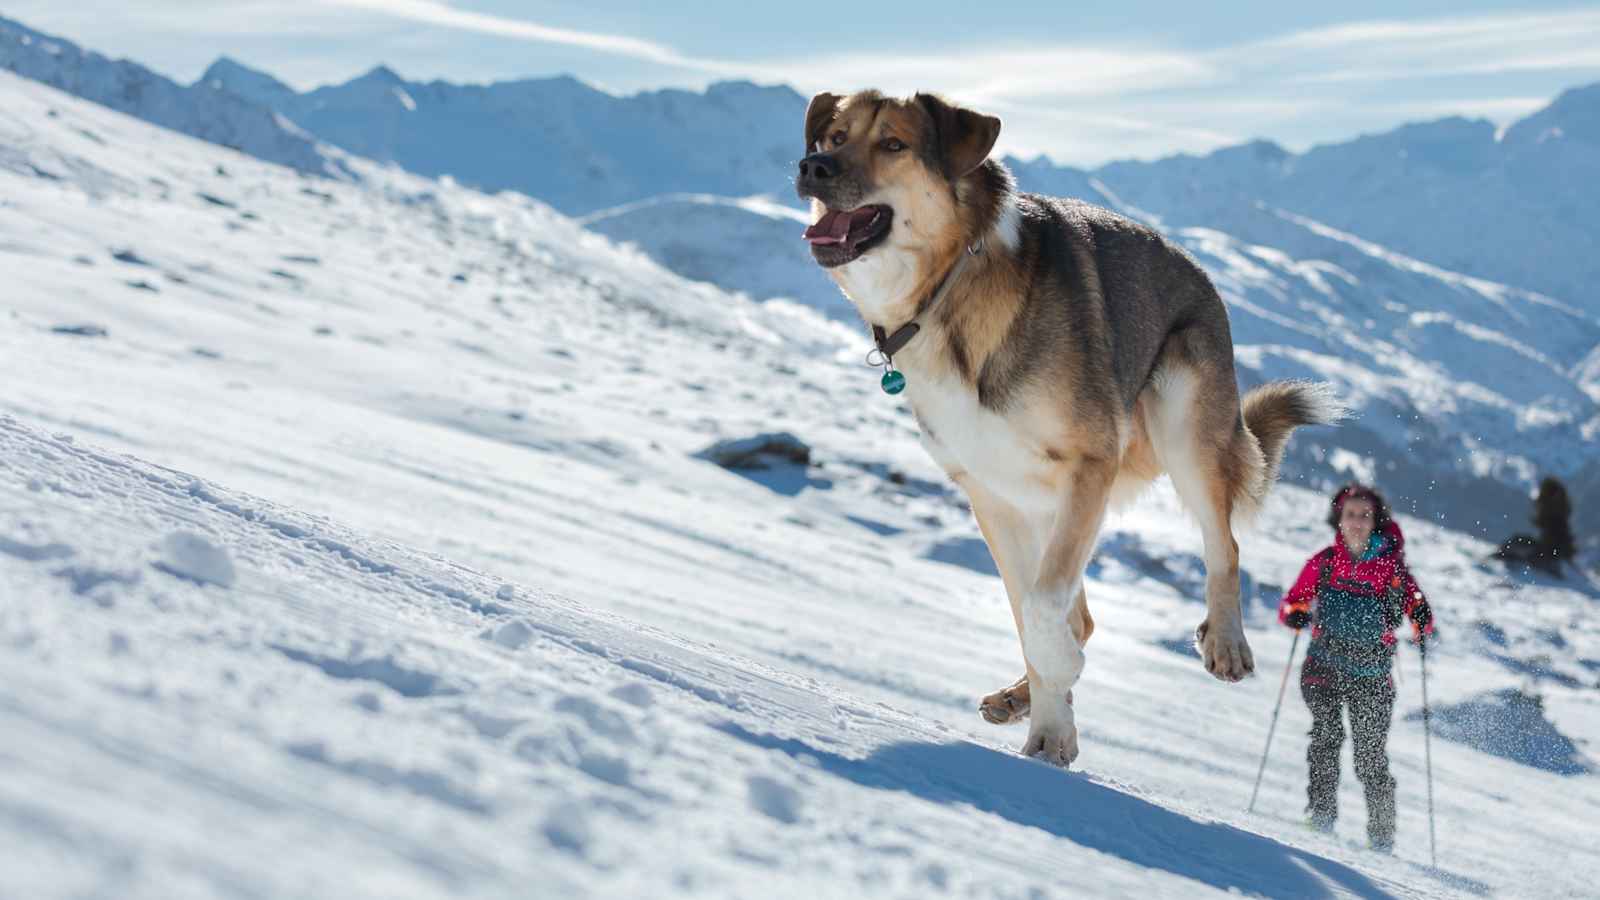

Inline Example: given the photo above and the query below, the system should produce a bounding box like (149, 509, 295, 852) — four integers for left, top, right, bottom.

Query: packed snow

(3, 57, 1599, 900)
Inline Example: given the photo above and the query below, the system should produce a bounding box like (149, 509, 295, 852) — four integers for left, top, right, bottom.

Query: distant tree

(1495, 477, 1577, 577)
(1533, 478, 1577, 568)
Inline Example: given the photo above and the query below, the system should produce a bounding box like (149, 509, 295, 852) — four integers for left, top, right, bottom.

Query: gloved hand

(1411, 600, 1432, 631)
(1284, 610, 1311, 630)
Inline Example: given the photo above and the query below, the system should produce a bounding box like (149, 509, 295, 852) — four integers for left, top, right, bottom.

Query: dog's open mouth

(803, 204, 892, 267)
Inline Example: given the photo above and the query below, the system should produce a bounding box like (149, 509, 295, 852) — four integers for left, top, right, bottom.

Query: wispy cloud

(749, 46, 1218, 101)
(318, 0, 745, 74)
(4, 0, 373, 38)
(316, 1, 1219, 107)
(1252, 9, 1600, 52)
(1247, 9, 1600, 83)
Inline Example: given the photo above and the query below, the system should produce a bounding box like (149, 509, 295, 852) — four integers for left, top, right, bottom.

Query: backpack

(1312, 546, 1403, 647)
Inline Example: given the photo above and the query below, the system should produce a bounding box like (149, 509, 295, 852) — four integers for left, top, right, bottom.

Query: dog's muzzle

(795, 152, 839, 200)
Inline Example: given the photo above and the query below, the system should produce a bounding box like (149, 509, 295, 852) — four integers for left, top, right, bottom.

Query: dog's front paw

(1020, 718, 1079, 767)
(1019, 695, 1078, 767)
(1195, 618, 1255, 682)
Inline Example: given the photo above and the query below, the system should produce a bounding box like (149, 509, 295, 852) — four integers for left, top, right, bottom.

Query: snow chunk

(541, 802, 591, 855)
(153, 530, 236, 587)
(746, 774, 802, 824)
(484, 619, 536, 650)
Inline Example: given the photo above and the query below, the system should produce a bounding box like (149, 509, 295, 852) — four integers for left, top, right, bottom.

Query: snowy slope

(1, 415, 1446, 899)
(577, 193, 852, 320)
(4, 68, 1600, 899)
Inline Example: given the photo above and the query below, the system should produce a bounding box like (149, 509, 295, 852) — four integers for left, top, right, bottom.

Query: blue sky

(8, 0, 1600, 165)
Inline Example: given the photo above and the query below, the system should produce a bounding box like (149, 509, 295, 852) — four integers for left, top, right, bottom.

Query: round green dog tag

(881, 369, 906, 395)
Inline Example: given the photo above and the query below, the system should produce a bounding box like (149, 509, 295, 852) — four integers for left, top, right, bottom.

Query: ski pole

(1248, 630, 1301, 813)
(1420, 636, 1438, 868)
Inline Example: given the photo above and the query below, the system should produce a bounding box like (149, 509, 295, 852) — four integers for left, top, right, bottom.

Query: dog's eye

(830, 130, 848, 147)
(882, 137, 907, 152)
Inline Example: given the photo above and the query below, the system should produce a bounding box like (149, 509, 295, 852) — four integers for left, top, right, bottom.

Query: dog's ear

(805, 92, 842, 153)
(914, 93, 1001, 178)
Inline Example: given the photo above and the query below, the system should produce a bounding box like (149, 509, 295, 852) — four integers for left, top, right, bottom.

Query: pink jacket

(1278, 519, 1432, 648)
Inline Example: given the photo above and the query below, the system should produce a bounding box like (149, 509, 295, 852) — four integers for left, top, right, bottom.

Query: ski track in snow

(2, 67, 1599, 899)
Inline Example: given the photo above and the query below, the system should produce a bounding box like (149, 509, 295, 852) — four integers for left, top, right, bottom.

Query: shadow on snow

(718, 723, 1400, 899)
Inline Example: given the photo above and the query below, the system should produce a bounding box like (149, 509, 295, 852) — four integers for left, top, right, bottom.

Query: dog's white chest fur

(908, 373, 1056, 517)
(833, 249, 918, 327)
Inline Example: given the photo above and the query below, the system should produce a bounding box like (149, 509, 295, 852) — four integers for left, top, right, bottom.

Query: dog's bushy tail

(1234, 380, 1345, 522)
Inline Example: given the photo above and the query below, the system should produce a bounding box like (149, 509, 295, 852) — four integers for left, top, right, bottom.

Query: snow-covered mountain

(1077, 91, 1600, 317)
(200, 55, 805, 215)
(193, 42, 1600, 318)
(28, 10, 1582, 321)
(0, 16, 345, 178)
(5, 61, 1600, 899)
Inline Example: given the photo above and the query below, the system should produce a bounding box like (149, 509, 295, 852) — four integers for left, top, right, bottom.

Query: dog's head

(796, 91, 1001, 269)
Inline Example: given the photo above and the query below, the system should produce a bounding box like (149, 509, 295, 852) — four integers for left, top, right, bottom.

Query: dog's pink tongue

(803, 210, 852, 245)
(803, 207, 878, 245)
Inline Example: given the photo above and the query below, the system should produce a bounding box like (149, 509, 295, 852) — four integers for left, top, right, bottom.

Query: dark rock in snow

(696, 432, 811, 469)
(51, 324, 107, 337)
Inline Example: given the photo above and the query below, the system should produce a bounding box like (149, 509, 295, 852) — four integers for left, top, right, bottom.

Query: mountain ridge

(0, 15, 347, 178)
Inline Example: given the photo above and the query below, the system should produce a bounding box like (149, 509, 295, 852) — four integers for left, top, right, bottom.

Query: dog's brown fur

(797, 91, 1340, 765)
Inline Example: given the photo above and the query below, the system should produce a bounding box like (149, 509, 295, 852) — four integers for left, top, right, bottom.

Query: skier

(1278, 483, 1433, 852)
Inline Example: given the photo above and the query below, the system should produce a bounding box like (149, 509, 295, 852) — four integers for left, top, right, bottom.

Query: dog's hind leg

(1146, 351, 1257, 682)
(979, 674, 1032, 724)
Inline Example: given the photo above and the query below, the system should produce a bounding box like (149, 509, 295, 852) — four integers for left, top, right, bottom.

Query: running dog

(795, 90, 1340, 766)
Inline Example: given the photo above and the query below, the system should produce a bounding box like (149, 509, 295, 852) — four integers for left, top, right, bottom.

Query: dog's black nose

(797, 152, 838, 181)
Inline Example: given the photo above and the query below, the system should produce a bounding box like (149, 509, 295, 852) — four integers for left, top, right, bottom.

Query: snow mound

(153, 530, 236, 587)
